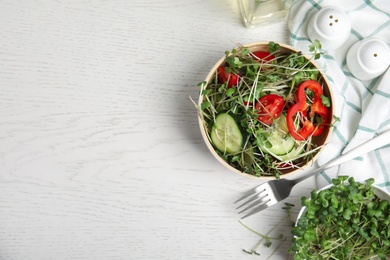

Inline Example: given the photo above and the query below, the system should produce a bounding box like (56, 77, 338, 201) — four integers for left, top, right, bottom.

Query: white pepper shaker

(307, 6, 351, 50)
(346, 38, 390, 81)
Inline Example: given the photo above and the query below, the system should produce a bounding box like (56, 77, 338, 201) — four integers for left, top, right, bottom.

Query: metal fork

(235, 128, 390, 219)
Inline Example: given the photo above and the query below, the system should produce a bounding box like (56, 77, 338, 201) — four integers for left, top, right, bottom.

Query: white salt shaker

(307, 6, 351, 50)
(346, 38, 390, 81)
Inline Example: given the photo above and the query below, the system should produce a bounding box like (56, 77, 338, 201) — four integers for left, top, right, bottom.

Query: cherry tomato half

(255, 94, 285, 125)
(252, 51, 275, 63)
(217, 66, 239, 88)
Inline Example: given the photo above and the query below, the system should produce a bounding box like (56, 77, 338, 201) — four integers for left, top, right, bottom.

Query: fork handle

(292, 128, 390, 184)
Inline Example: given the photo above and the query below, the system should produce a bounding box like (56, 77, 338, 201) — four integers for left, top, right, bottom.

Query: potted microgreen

(290, 176, 390, 259)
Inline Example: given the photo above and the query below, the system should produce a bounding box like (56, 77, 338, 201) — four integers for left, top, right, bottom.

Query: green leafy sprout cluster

(290, 176, 390, 259)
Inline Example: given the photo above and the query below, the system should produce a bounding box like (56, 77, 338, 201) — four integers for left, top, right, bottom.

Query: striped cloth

(287, 0, 390, 190)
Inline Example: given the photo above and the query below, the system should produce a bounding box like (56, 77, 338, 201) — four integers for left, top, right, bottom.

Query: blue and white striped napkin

(287, 0, 390, 190)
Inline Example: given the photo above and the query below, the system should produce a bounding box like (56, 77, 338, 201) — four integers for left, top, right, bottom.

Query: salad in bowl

(196, 41, 334, 178)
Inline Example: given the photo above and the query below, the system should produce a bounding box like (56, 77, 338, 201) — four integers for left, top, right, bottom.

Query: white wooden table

(0, 1, 317, 259)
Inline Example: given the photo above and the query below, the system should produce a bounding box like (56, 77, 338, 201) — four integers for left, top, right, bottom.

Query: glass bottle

(237, 0, 293, 28)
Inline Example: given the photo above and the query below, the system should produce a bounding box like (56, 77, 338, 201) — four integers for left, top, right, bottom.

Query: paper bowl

(197, 42, 334, 179)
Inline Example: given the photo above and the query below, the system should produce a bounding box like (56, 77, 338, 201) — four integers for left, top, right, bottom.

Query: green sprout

(289, 176, 390, 259)
(240, 202, 295, 257)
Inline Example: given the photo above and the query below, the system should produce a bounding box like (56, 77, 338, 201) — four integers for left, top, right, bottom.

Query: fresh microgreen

(241, 202, 295, 257)
(289, 176, 390, 259)
(320, 94, 330, 107)
(195, 41, 329, 177)
(308, 39, 323, 60)
(240, 220, 284, 255)
(268, 41, 280, 53)
(331, 115, 340, 127)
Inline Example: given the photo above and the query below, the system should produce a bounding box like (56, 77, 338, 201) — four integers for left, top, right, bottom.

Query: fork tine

(234, 182, 268, 204)
(235, 191, 268, 210)
(237, 193, 269, 214)
(240, 200, 274, 219)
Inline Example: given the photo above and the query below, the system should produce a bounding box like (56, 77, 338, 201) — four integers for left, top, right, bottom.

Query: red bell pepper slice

(306, 81, 329, 137)
(287, 80, 329, 141)
(287, 104, 315, 140)
(311, 100, 329, 136)
(217, 66, 239, 88)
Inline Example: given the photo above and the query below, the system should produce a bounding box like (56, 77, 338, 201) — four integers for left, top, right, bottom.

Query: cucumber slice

(277, 143, 305, 162)
(258, 116, 295, 156)
(211, 113, 243, 154)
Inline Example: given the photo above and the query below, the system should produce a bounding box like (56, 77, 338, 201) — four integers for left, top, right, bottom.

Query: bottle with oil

(237, 0, 293, 28)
